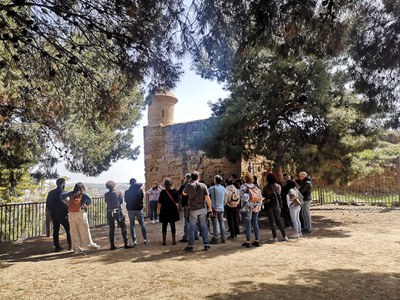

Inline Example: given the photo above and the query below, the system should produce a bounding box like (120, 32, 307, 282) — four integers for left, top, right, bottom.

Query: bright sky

(57, 62, 229, 184)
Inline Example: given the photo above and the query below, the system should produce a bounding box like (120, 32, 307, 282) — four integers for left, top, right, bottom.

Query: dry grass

(1, 207, 400, 300)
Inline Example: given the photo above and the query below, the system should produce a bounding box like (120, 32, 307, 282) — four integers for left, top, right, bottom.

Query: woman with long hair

(65, 182, 100, 254)
(262, 173, 288, 242)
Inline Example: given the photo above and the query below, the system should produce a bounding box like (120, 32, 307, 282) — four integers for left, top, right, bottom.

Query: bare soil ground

(1, 206, 400, 300)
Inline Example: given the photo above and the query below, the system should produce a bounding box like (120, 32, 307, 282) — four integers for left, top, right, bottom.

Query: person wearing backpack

(224, 177, 240, 240)
(286, 180, 303, 238)
(239, 172, 263, 248)
(262, 173, 289, 242)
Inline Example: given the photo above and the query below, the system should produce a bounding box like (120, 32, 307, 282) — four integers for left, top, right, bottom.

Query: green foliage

(186, 0, 400, 183)
(0, 0, 190, 189)
(0, 168, 48, 203)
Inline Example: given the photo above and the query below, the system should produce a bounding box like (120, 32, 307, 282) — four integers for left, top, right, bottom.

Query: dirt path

(1, 207, 400, 299)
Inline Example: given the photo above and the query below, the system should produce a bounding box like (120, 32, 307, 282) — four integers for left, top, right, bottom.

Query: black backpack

(266, 184, 281, 209)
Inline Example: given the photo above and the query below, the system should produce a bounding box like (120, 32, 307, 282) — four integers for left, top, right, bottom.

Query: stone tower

(144, 90, 242, 193)
(147, 90, 178, 126)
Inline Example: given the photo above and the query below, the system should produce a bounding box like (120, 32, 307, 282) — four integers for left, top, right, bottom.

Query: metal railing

(0, 197, 107, 243)
(312, 156, 400, 207)
(312, 186, 400, 207)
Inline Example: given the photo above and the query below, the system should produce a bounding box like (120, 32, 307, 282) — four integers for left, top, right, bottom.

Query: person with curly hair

(105, 180, 133, 250)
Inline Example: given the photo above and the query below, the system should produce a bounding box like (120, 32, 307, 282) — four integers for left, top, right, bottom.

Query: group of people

(176, 170, 312, 251)
(45, 170, 313, 253)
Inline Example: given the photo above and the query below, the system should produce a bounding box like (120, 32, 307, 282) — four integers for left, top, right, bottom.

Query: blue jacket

(124, 184, 144, 210)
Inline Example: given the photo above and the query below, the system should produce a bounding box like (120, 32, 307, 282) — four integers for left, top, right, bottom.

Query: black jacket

(299, 177, 312, 202)
(46, 188, 68, 217)
(124, 184, 144, 210)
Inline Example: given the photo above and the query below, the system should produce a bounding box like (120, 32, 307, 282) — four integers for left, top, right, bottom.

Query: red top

(69, 195, 82, 212)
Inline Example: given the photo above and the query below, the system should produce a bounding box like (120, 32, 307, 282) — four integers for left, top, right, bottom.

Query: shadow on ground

(0, 211, 350, 266)
(205, 269, 400, 300)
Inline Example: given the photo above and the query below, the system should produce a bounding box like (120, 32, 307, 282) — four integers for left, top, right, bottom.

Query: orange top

(68, 195, 82, 212)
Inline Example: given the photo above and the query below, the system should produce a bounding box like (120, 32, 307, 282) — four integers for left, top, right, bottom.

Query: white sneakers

(88, 243, 101, 250)
(289, 233, 301, 238)
(269, 236, 289, 242)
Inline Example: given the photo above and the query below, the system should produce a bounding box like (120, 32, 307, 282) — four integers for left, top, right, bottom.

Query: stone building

(143, 91, 273, 190)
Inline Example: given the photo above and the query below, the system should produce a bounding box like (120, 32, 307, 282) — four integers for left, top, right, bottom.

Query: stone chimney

(147, 90, 178, 126)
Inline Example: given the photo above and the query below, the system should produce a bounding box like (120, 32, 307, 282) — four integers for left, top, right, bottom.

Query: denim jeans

(149, 200, 158, 221)
(289, 204, 302, 235)
(240, 210, 259, 241)
(211, 211, 226, 241)
(301, 200, 312, 231)
(188, 208, 209, 246)
(128, 210, 147, 242)
(183, 218, 199, 240)
(183, 218, 190, 239)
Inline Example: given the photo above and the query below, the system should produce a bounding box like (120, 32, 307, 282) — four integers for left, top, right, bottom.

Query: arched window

(162, 110, 165, 118)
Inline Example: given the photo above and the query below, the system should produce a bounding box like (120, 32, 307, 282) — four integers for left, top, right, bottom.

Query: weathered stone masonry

(144, 119, 241, 188)
(143, 91, 272, 191)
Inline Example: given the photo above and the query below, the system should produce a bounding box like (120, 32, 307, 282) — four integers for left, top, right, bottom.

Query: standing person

(280, 173, 293, 228)
(240, 172, 263, 248)
(208, 175, 227, 244)
(125, 178, 149, 245)
(178, 173, 191, 243)
(262, 173, 288, 242)
(224, 177, 240, 240)
(158, 178, 180, 245)
(299, 171, 313, 233)
(46, 178, 71, 252)
(64, 182, 100, 254)
(105, 180, 132, 250)
(147, 183, 161, 223)
(286, 180, 303, 238)
(231, 174, 243, 230)
(183, 171, 213, 252)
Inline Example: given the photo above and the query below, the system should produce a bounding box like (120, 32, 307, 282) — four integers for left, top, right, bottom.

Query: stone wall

(241, 156, 274, 188)
(144, 119, 241, 190)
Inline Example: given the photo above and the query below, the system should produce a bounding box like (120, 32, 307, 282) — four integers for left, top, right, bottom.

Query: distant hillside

(65, 183, 133, 197)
